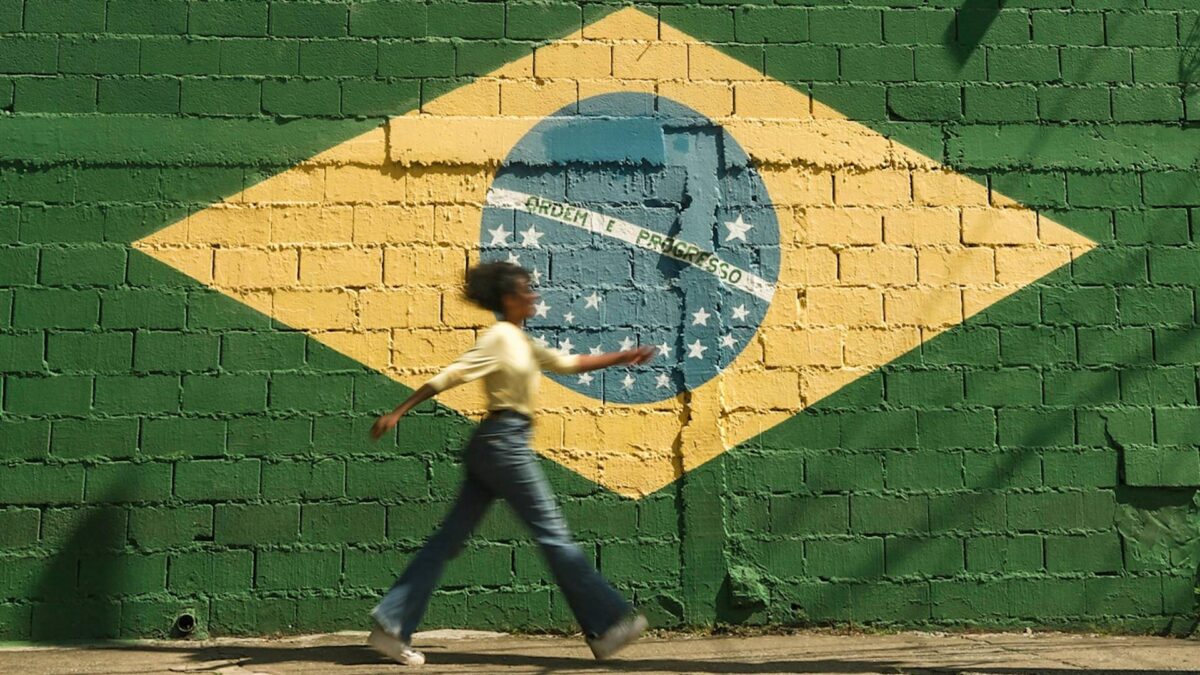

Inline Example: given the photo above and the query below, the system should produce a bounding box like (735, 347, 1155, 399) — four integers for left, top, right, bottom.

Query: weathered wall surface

(1, 0, 1199, 640)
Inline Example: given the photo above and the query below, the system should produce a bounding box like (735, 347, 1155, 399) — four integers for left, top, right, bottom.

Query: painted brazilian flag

(2, 1, 1199, 640)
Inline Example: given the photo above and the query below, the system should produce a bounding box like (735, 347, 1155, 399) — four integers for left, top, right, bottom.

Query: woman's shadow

(97, 639, 1186, 675)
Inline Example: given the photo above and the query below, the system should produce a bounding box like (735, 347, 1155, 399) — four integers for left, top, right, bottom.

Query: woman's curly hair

(464, 261, 530, 313)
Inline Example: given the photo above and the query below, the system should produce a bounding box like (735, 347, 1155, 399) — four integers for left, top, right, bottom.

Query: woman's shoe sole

(368, 627, 426, 666)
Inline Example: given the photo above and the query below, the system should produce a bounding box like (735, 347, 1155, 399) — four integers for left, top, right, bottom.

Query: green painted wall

(2, 0, 1200, 641)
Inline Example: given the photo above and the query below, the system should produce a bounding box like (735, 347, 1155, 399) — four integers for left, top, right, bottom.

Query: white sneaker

(587, 613, 648, 661)
(368, 626, 426, 666)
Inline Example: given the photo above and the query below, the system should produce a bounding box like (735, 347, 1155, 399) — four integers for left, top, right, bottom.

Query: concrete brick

(887, 450, 964, 490)
(807, 538, 884, 579)
(129, 505, 213, 547)
(109, 0, 188, 34)
(98, 78, 182, 114)
(133, 332, 219, 373)
(182, 374, 267, 414)
(14, 289, 100, 329)
(228, 416, 311, 456)
(347, 457, 427, 498)
(41, 505, 126, 549)
(214, 504, 299, 544)
(302, 502, 385, 543)
(851, 495, 928, 534)
(210, 597, 296, 634)
(53, 419, 139, 460)
(220, 39, 299, 75)
(263, 79, 341, 116)
(182, 76, 262, 115)
(60, 36, 140, 75)
(80, 553, 167, 595)
(0, 332, 44, 373)
(886, 536, 964, 578)
(25, 0, 105, 32)
(807, 453, 884, 492)
(765, 45, 839, 81)
(342, 78, 419, 116)
(93, 374, 180, 414)
(350, 1, 427, 37)
(142, 37, 221, 75)
(772, 495, 848, 536)
(1047, 532, 1123, 573)
(141, 417, 226, 458)
(256, 549, 341, 590)
(965, 84, 1038, 122)
(0, 508, 40, 547)
(932, 578, 1009, 620)
(5, 375, 92, 415)
(428, 2, 504, 39)
(300, 40, 378, 77)
(175, 459, 260, 501)
(989, 46, 1060, 82)
(736, 7, 808, 43)
(169, 550, 253, 593)
(262, 460, 344, 500)
(379, 41, 454, 77)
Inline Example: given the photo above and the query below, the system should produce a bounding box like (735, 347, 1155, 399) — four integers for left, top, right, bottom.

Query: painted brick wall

(2, 0, 1200, 641)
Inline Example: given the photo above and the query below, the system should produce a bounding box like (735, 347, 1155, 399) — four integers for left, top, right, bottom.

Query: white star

(588, 345, 603, 356)
(533, 300, 550, 318)
(619, 336, 636, 351)
(520, 225, 544, 248)
(691, 307, 711, 326)
(656, 342, 672, 358)
(532, 335, 549, 348)
(724, 214, 753, 242)
(687, 339, 708, 359)
(655, 372, 671, 389)
(621, 373, 636, 390)
(487, 225, 510, 246)
(732, 304, 749, 321)
(530, 268, 542, 284)
(577, 372, 594, 385)
(563, 312, 575, 324)
(719, 334, 737, 349)
(584, 292, 602, 310)
(505, 252, 521, 265)
(558, 338, 575, 354)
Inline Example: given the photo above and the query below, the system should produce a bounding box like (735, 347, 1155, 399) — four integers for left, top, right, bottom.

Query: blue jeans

(372, 410, 633, 640)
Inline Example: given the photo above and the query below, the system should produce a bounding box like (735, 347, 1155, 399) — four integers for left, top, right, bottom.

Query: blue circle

(479, 93, 780, 404)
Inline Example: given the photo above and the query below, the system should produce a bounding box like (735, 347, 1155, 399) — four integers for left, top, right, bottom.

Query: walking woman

(367, 261, 654, 665)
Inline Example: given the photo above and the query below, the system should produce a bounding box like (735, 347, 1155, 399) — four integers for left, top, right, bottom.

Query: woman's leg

(372, 470, 494, 641)
(470, 424, 631, 638)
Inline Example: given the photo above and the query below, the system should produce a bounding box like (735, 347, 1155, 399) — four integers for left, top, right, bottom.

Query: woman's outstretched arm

(572, 346, 656, 372)
(371, 330, 505, 440)
(370, 383, 438, 440)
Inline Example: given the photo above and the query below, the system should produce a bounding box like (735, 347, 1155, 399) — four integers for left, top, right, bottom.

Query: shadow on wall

(1182, 13, 1200, 90)
(945, 0, 1003, 65)
(27, 481, 202, 641)
(29, 482, 133, 640)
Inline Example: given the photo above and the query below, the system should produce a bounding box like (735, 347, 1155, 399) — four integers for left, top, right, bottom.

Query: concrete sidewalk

(1, 628, 1197, 674)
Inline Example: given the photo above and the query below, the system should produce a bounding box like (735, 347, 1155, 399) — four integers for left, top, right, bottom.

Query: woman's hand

(619, 346, 656, 366)
(574, 345, 657, 373)
(370, 410, 403, 441)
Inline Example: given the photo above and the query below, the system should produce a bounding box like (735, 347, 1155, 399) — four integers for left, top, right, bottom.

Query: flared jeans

(371, 410, 633, 640)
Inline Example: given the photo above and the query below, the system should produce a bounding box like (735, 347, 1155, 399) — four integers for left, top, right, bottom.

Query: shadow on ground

(73, 641, 1189, 675)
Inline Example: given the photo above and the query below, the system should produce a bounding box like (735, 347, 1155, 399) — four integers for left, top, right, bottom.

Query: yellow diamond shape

(135, 8, 1096, 498)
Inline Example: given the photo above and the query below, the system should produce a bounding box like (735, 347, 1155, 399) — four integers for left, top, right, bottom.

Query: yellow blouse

(425, 321, 581, 417)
